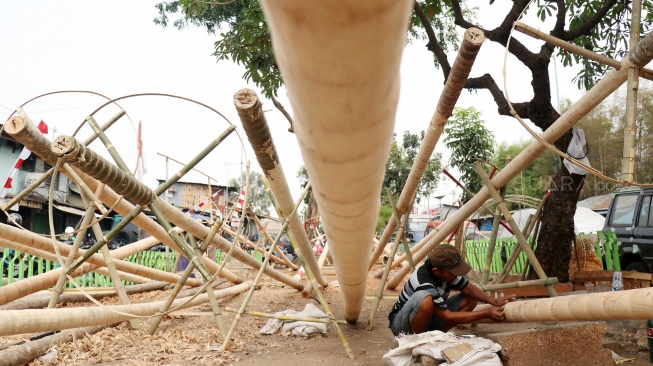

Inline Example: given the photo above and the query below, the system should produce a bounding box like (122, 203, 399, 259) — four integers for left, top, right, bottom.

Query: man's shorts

(389, 290, 466, 336)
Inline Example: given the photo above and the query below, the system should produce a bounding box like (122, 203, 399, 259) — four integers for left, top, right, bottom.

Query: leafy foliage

(493, 140, 556, 202)
(154, 0, 281, 98)
(444, 107, 495, 195)
(383, 131, 442, 205)
(376, 204, 394, 235)
(228, 170, 272, 215)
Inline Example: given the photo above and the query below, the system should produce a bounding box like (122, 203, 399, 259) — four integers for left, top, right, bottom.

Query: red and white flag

(188, 189, 222, 215)
(0, 120, 48, 199)
(136, 121, 146, 182)
(230, 184, 247, 227)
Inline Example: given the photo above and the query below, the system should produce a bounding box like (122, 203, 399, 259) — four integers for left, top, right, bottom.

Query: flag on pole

(230, 184, 247, 227)
(0, 120, 48, 199)
(136, 121, 147, 182)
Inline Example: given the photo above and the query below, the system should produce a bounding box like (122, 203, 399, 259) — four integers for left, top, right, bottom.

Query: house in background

(0, 128, 85, 234)
(156, 179, 236, 218)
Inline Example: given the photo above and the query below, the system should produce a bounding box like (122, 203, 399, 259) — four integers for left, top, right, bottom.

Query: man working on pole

(389, 244, 514, 335)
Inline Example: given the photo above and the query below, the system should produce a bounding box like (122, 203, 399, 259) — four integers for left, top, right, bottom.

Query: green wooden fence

(0, 247, 264, 288)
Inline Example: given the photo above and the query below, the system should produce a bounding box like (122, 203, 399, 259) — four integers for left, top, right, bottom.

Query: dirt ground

(1, 266, 651, 365)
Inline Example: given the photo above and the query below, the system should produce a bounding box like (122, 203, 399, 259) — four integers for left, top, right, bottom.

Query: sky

(0, 1, 586, 212)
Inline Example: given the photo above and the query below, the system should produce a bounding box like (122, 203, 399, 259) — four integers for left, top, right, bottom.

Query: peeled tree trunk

(260, 0, 413, 323)
(233, 89, 325, 285)
(0, 282, 251, 336)
(368, 28, 486, 270)
(385, 56, 640, 289)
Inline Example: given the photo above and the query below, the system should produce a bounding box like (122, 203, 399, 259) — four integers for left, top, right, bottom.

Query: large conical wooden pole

(260, 0, 413, 323)
(234, 89, 326, 286)
(385, 32, 653, 289)
(3, 116, 245, 285)
(368, 28, 486, 271)
(0, 282, 251, 337)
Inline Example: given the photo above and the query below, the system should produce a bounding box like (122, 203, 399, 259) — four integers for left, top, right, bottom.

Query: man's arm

(433, 305, 504, 326)
(460, 283, 515, 307)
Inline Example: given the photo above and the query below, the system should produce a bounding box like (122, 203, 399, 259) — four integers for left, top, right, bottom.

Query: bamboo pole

(4, 115, 244, 285)
(502, 287, 653, 323)
(473, 162, 557, 297)
(317, 242, 329, 269)
(189, 234, 227, 337)
(247, 210, 299, 269)
(81, 190, 139, 328)
(263, 180, 355, 359)
(513, 21, 653, 82)
(384, 46, 646, 289)
(521, 217, 542, 280)
(479, 277, 558, 292)
(367, 192, 415, 331)
(0, 282, 251, 336)
(481, 186, 506, 285)
(223, 307, 347, 324)
(234, 88, 326, 286)
(622, 0, 642, 184)
(48, 196, 96, 308)
(368, 27, 486, 271)
(221, 223, 295, 269)
(386, 189, 415, 270)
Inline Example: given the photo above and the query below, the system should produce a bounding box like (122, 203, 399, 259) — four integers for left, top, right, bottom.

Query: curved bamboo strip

(4, 117, 301, 288)
(0, 282, 251, 336)
(385, 57, 640, 289)
(368, 28, 486, 270)
(234, 89, 326, 285)
(260, 0, 413, 323)
(503, 288, 653, 323)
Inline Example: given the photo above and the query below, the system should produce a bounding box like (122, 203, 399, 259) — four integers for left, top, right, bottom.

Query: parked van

(603, 187, 653, 273)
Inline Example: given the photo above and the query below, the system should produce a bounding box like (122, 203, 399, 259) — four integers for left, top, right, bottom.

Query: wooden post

(622, 0, 643, 184)
(473, 162, 557, 297)
(369, 28, 486, 271)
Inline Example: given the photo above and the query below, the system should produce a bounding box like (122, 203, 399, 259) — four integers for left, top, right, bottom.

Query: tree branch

(450, 0, 476, 30)
(270, 95, 294, 133)
(552, 0, 566, 36)
(562, 0, 618, 41)
(464, 73, 530, 118)
(413, 1, 452, 80)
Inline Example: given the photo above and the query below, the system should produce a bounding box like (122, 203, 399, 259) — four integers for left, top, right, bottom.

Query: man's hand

(486, 306, 505, 322)
(490, 295, 516, 307)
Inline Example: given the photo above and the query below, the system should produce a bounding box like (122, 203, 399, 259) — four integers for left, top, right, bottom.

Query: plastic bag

(563, 129, 590, 175)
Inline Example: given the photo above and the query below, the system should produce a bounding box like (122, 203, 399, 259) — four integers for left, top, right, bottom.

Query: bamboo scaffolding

(479, 277, 558, 292)
(481, 186, 506, 285)
(0, 282, 251, 336)
(473, 162, 556, 297)
(367, 191, 416, 331)
(223, 307, 347, 324)
(494, 193, 548, 284)
(4, 115, 245, 285)
(317, 242, 329, 269)
(221, 183, 310, 351)
(521, 217, 542, 280)
(384, 37, 653, 288)
(262, 180, 355, 359)
(234, 88, 326, 286)
(368, 27, 486, 271)
(247, 210, 299, 270)
(221, 223, 295, 269)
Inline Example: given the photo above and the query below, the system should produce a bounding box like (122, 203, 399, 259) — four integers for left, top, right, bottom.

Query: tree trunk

(528, 165, 584, 282)
(305, 191, 320, 241)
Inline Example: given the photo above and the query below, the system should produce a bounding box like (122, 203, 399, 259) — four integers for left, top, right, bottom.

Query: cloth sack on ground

(382, 331, 501, 366)
(259, 303, 328, 339)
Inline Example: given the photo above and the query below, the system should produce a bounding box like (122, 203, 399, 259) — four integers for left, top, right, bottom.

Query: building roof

(577, 193, 614, 211)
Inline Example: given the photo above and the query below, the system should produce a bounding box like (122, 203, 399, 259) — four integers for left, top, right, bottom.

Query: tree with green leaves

(383, 130, 442, 205)
(444, 107, 495, 195)
(229, 170, 271, 215)
(154, 0, 653, 281)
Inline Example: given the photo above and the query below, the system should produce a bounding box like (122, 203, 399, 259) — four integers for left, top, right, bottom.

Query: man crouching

(389, 244, 513, 335)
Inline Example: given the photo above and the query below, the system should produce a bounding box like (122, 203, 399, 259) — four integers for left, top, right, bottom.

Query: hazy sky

(0, 1, 586, 210)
